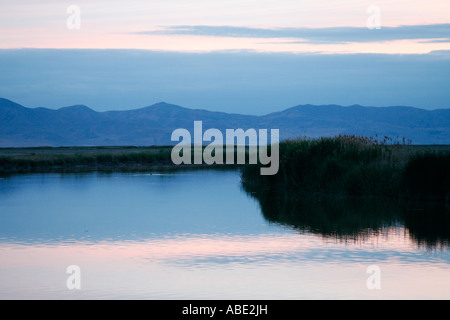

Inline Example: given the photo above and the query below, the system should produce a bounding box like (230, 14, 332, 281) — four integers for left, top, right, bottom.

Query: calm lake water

(0, 169, 449, 299)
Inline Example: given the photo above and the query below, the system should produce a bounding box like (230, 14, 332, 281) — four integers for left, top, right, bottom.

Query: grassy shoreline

(0, 146, 240, 174)
(0, 146, 172, 174)
(241, 136, 450, 203)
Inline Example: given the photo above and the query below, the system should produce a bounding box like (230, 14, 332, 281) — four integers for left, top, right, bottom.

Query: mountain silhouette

(0, 98, 448, 147)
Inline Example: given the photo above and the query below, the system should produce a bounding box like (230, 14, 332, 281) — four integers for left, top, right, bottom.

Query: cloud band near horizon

(1, 0, 450, 54)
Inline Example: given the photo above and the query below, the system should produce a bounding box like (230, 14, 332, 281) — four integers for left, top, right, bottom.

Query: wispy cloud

(136, 24, 450, 44)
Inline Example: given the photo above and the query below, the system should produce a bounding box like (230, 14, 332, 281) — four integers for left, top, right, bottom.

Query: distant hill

(0, 98, 449, 147)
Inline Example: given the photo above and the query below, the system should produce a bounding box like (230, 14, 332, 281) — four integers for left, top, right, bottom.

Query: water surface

(0, 170, 449, 299)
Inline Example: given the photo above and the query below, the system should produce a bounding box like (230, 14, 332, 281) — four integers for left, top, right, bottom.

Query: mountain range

(0, 98, 449, 147)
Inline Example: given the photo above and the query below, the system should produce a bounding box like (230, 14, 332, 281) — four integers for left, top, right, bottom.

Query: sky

(0, 0, 449, 114)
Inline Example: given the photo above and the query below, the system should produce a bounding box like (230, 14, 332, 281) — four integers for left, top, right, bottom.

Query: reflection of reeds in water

(404, 202, 450, 250)
(242, 181, 402, 241)
(242, 182, 450, 249)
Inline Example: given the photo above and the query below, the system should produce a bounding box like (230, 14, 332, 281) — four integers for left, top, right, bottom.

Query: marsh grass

(241, 135, 450, 202)
(403, 152, 450, 202)
(0, 145, 245, 173)
(0, 147, 175, 173)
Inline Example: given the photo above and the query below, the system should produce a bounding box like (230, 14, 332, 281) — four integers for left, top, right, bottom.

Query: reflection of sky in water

(0, 171, 449, 299)
(0, 170, 274, 242)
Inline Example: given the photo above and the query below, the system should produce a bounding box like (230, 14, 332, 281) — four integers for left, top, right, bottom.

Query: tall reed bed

(241, 135, 449, 202)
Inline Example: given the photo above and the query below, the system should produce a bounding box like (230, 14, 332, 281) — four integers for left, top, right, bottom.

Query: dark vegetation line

(241, 135, 450, 203)
(0, 145, 242, 174)
(0, 146, 175, 173)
